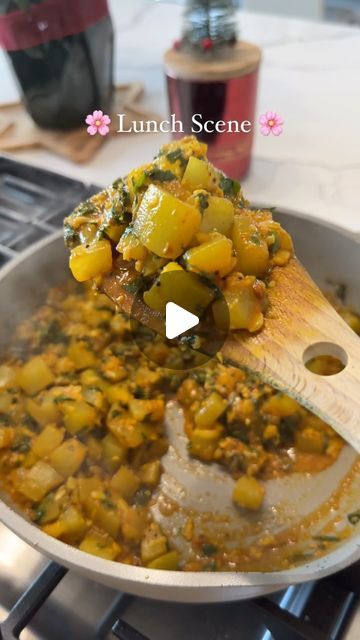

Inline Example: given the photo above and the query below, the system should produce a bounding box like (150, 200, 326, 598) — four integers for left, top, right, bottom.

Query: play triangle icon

(165, 302, 199, 340)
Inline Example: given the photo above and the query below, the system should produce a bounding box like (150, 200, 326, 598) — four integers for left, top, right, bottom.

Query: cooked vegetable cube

(184, 233, 235, 277)
(232, 216, 269, 276)
(142, 254, 167, 276)
(295, 428, 326, 454)
(81, 369, 109, 391)
(79, 530, 121, 560)
(263, 424, 280, 444)
(34, 493, 60, 525)
(133, 185, 201, 259)
(189, 424, 223, 461)
(233, 476, 265, 511)
(49, 439, 87, 477)
(32, 424, 64, 458)
(138, 461, 162, 487)
(17, 356, 54, 396)
(148, 551, 179, 570)
(62, 401, 97, 435)
(104, 223, 125, 243)
(182, 156, 218, 192)
(0, 426, 15, 449)
(121, 506, 147, 542)
(108, 415, 145, 449)
(26, 397, 59, 427)
(69, 240, 113, 282)
(13, 461, 63, 502)
(86, 434, 103, 462)
(129, 398, 164, 422)
(143, 264, 214, 316)
(68, 342, 96, 370)
(194, 392, 227, 428)
(110, 466, 141, 501)
(105, 385, 131, 406)
(78, 476, 103, 514)
(0, 365, 17, 390)
(44, 506, 87, 543)
(95, 500, 121, 538)
(261, 394, 300, 418)
(101, 434, 127, 472)
(141, 534, 168, 564)
(199, 196, 234, 235)
(213, 277, 264, 332)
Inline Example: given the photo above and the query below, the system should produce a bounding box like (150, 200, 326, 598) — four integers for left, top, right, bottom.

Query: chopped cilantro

(145, 169, 176, 182)
(73, 200, 97, 217)
(197, 192, 209, 212)
(313, 535, 340, 543)
(202, 543, 218, 556)
(220, 176, 241, 197)
(40, 320, 68, 346)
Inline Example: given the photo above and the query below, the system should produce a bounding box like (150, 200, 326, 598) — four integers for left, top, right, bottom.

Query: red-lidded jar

(164, 41, 261, 179)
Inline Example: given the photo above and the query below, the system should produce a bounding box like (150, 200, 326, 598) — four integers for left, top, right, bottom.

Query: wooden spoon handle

(222, 259, 360, 451)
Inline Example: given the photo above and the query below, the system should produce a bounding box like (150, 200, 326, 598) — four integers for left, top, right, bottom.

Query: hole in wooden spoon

(303, 342, 348, 376)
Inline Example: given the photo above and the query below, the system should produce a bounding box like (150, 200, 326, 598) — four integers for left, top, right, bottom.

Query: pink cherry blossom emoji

(259, 111, 284, 136)
(85, 110, 111, 136)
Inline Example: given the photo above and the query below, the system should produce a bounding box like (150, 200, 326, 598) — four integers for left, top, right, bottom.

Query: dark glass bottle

(2, 0, 114, 130)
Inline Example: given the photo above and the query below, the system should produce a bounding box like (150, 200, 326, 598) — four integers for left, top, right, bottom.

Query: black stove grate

(0, 155, 98, 265)
(0, 560, 358, 640)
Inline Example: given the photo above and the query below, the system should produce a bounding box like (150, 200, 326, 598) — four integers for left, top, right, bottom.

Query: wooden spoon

(102, 256, 360, 452)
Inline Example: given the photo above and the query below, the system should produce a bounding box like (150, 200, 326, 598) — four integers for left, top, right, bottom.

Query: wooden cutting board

(0, 83, 161, 164)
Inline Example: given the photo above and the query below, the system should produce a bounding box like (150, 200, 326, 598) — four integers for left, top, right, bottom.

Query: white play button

(165, 302, 199, 340)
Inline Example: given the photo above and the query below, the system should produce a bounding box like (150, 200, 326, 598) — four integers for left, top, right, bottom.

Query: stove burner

(0, 560, 358, 640)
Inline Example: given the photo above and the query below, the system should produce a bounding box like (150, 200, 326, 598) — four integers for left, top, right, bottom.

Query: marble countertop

(0, 0, 359, 233)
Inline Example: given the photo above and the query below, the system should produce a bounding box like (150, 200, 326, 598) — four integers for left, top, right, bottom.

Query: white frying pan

(0, 210, 359, 603)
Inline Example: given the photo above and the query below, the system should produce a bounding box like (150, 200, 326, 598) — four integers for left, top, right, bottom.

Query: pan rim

(0, 210, 359, 596)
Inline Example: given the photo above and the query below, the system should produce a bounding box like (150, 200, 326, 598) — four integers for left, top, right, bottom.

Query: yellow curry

(64, 136, 294, 333)
(0, 283, 359, 571)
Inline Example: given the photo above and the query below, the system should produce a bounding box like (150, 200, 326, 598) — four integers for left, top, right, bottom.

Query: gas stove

(0, 156, 359, 640)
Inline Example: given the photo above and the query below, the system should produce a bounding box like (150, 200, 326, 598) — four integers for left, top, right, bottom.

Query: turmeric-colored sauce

(0, 282, 359, 571)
